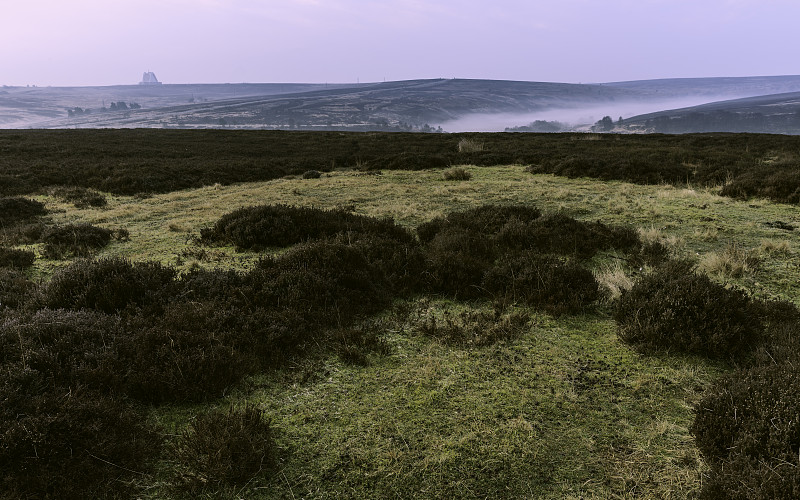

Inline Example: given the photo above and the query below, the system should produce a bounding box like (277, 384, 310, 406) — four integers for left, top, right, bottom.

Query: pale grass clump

(457, 138, 484, 153)
(698, 244, 760, 279)
(638, 226, 684, 255)
(693, 227, 719, 241)
(758, 238, 791, 256)
(595, 263, 634, 302)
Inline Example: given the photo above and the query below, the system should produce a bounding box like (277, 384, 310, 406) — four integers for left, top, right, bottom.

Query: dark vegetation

(614, 261, 800, 498)
(0, 203, 651, 496)
(2, 129, 800, 496)
(51, 186, 108, 208)
(2, 130, 800, 204)
(168, 406, 278, 495)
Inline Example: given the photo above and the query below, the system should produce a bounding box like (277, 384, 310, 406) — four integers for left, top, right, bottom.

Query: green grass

(17, 165, 800, 497)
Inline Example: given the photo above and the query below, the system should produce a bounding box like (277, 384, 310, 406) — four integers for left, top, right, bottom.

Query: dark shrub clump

(614, 261, 762, 359)
(39, 257, 176, 314)
(692, 361, 800, 499)
(0, 385, 160, 500)
(482, 252, 599, 315)
(200, 204, 413, 250)
(51, 186, 108, 208)
(302, 169, 322, 179)
(0, 246, 35, 268)
(169, 406, 278, 494)
(0, 268, 33, 310)
(0, 196, 47, 225)
(41, 223, 113, 258)
(417, 204, 542, 243)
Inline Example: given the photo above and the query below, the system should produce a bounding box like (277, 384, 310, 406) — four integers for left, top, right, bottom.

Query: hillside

(4, 75, 800, 132)
(619, 91, 800, 134)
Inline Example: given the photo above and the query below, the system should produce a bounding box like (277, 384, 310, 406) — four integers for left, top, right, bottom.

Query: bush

(0, 222, 45, 246)
(39, 257, 177, 314)
(168, 406, 278, 493)
(417, 204, 542, 243)
(422, 229, 496, 299)
(0, 386, 161, 500)
(111, 323, 257, 403)
(442, 167, 472, 181)
(496, 213, 639, 258)
(0, 268, 33, 310)
(200, 204, 413, 250)
(0, 246, 34, 268)
(692, 361, 800, 499)
(346, 235, 427, 295)
(302, 169, 322, 179)
(51, 186, 108, 208)
(482, 252, 600, 314)
(255, 240, 391, 324)
(41, 223, 113, 258)
(0, 196, 47, 225)
(614, 261, 763, 359)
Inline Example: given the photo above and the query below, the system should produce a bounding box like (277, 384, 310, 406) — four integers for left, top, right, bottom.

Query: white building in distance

(139, 72, 162, 85)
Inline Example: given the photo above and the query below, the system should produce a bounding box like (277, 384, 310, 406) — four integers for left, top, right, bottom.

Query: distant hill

(619, 91, 800, 134)
(4, 75, 800, 132)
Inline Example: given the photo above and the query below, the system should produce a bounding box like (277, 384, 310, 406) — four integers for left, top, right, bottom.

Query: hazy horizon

(3, 0, 798, 87)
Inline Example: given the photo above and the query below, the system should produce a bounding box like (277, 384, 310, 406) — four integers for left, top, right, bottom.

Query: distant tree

(617, 116, 624, 127)
(595, 116, 615, 132)
(129, 102, 141, 109)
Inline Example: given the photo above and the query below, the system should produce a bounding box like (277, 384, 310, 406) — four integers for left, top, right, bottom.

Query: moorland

(6, 75, 800, 133)
(1, 130, 799, 498)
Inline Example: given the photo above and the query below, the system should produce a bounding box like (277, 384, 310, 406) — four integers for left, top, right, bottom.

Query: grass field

(13, 164, 798, 498)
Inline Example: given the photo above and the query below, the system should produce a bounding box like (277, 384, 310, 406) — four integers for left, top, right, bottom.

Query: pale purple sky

(2, 0, 797, 87)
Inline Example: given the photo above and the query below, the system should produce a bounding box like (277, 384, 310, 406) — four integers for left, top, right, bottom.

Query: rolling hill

(3, 75, 800, 132)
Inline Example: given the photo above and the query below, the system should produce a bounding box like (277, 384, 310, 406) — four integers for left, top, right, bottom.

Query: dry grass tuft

(457, 138, 484, 153)
(638, 226, 685, 255)
(595, 263, 634, 302)
(758, 238, 791, 256)
(698, 244, 761, 279)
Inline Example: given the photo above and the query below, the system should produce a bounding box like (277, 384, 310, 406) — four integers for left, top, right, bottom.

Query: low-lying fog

(435, 96, 745, 132)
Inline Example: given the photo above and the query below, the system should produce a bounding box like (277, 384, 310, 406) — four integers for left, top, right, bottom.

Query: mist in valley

(435, 95, 753, 132)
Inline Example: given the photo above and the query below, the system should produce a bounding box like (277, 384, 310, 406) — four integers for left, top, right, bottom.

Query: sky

(1, 0, 798, 87)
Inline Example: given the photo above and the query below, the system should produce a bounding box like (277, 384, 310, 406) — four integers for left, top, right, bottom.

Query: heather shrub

(0, 385, 160, 500)
(111, 324, 256, 403)
(41, 223, 113, 258)
(347, 234, 427, 294)
(614, 261, 762, 359)
(417, 204, 542, 243)
(692, 361, 800, 499)
(496, 212, 639, 258)
(200, 204, 413, 250)
(0, 246, 34, 268)
(51, 186, 108, 208)
(422, 229, 496, 299)
(255, 240, 391, 323)
(0, 268, 33, 310)
(169, 406, 278, 494)
(302, 169, 322, 179)
(0, 309, 121, 390)
(0, 221, 46, 246)
(39, 257, 177, 314)
(0, 196, 47, 225)
(482, 252, 599, 314)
